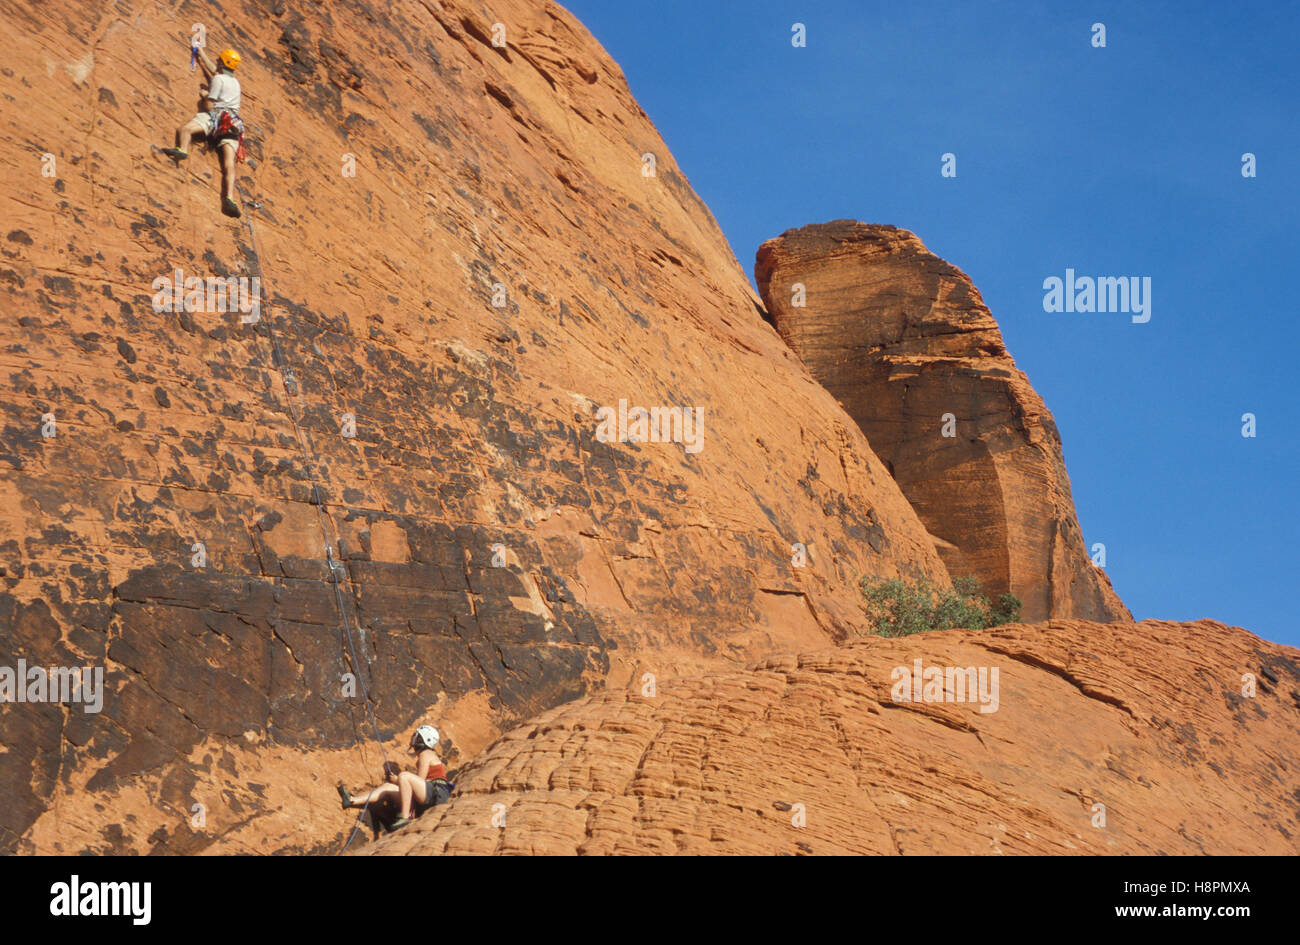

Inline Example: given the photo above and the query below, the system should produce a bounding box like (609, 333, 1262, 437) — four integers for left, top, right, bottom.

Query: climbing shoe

(161, 147, 188, 160)
(390, 817, 413, 830)
(336, 782, 352, 810)
(221, 196, 241, 218)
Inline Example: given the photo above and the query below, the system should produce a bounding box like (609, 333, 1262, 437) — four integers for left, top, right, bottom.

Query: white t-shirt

(208, 73, 241, 112)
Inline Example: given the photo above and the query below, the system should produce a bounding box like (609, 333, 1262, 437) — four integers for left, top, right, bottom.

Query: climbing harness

(211, 109, 246, 163)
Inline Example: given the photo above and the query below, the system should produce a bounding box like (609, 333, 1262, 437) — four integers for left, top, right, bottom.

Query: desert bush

(860, 574, 1021, 637)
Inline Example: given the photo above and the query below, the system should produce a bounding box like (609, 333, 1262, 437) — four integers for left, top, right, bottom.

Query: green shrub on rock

(860, 574, 1021, 637)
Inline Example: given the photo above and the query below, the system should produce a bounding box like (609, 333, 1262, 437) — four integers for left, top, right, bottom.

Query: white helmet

(411, 725, 440, 751)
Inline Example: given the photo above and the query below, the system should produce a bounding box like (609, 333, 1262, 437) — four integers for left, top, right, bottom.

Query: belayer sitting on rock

(161, 46, 245, 218)
(337, 725, 452, 831)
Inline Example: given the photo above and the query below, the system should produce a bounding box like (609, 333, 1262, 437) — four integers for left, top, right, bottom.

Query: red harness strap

(213, 110, 247, 163)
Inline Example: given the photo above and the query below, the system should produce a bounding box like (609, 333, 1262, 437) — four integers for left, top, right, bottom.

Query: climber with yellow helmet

(162, 46, 245, 218)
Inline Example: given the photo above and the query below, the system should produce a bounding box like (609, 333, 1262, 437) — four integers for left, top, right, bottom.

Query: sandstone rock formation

(755, 222, 1128, 624)
(3, 0, 1272, 862)
(358, 619, 1300, 855)
(0, 2, 948, 854)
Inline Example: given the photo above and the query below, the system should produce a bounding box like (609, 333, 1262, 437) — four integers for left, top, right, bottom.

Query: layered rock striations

(755, 222, 1129, 624)
(0, 3, 947, 853)
(359, 619, 1300, 856)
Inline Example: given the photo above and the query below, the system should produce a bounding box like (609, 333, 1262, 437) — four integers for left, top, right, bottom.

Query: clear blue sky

(565, 0, 1299, 646)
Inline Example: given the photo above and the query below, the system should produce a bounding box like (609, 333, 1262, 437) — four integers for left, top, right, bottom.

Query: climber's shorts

(189, 112, 239, 150)
(420, 779, 451, 809)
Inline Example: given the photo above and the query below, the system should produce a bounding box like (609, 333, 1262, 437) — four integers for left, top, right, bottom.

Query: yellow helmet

(219, 48, 241, 71)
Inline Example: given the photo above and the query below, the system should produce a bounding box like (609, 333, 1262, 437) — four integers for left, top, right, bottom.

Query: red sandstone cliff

(0, 1, 1279, 860)
(756, 222, 1129, 624)
(0, 1, 946, 853)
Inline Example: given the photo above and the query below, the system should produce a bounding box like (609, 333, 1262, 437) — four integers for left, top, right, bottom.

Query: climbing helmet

(411, 725, 440, 751)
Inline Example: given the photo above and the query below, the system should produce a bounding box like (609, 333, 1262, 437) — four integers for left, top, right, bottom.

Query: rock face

(755, 222, 1128, 624)
(0, 3, 948, 853)
(358, 619, 1300, 855)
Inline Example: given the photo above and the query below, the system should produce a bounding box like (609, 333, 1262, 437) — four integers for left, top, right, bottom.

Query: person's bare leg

(346, 783, 398, 809)
(219, 142, 238, 200)
(397, 772, 430, 819)
(174, 119, 204, 153)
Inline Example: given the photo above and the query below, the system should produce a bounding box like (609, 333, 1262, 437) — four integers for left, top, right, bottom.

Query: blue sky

(565, 0, 1299, 646)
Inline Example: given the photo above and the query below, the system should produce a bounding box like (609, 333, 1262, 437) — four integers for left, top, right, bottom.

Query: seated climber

(161, 46, 245, 218)
(336, 725, 452, 831)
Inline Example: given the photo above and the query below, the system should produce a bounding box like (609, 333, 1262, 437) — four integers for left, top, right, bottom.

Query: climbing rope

(170, 33, 393, 850)
(233, 179, 393, 854)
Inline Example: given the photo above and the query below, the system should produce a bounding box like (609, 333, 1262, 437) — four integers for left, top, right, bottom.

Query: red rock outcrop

(359, 619, 1300, 855)
(0, 3, 948, 854)
(755, 222, 1128, 624)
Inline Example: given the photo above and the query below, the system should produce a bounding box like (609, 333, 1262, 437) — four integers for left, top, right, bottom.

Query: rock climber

(162, 46, 245, 218)
(337, 725, 452, 830)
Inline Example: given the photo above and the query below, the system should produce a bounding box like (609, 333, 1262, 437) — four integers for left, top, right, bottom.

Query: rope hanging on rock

(235, 184, 391, 853)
